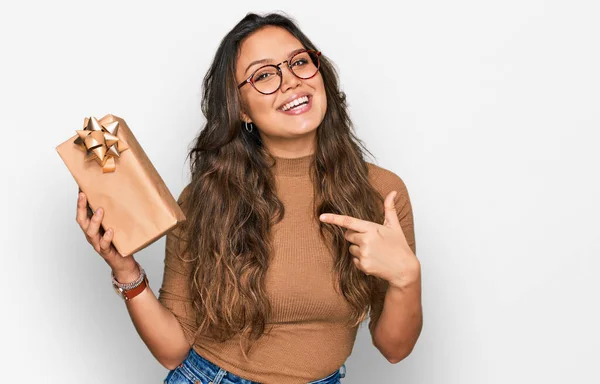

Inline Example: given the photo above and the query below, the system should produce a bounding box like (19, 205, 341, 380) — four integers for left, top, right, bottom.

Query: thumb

(383, 191, 401, 228)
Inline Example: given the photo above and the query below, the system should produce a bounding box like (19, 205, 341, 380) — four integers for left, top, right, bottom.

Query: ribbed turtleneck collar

(272, 153, 314, 177)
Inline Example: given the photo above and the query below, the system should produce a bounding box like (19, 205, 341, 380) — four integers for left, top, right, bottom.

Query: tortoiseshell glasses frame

(237, 49, 322, 95)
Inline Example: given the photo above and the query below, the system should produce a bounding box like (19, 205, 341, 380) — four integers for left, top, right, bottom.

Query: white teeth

(281, 96, 309, 111)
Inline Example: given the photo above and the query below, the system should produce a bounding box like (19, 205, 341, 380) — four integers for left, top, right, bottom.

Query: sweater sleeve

(368, 173, 417, 333)
(158, 184, 197, 345)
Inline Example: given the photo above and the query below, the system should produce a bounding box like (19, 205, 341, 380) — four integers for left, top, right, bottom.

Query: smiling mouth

(279, 95, 311, 112)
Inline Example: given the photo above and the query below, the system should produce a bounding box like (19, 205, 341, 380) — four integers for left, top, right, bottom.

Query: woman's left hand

(319, 191, 420, 289)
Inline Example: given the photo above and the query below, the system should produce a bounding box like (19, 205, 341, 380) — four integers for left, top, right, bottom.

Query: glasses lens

(252, 66, 281, 94)
(290, 51, 320, 79)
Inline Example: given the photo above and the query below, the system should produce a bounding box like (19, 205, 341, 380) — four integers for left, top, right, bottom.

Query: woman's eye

(292, 59, 308, 67)
(255, 72, 274, 82)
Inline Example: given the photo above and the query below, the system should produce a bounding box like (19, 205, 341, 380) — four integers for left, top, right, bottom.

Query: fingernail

(95, 208, 102, 215)
(78, 193, 83, 201)
(106, 229, 112, 235)
(319, 214, 327, 221)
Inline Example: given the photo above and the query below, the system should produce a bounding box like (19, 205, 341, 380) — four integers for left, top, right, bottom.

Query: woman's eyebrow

(244, 48, 306, 75)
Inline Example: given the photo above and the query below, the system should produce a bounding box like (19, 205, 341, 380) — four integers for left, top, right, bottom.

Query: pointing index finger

(319, 213, 373, 233)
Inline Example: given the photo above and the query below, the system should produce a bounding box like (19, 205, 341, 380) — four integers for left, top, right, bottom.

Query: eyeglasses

(238, 49, 322, 95)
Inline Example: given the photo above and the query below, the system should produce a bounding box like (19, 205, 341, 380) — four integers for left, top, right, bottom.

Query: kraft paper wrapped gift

(56, 114, 186, 256)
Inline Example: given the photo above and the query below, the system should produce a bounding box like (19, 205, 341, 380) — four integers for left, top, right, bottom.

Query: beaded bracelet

(111, 261, 146, 290)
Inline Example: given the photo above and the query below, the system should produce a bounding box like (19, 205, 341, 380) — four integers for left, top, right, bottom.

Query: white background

(1, 0, 599, 383)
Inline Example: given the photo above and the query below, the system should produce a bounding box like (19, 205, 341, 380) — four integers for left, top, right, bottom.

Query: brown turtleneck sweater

(158, 154, 416, 383)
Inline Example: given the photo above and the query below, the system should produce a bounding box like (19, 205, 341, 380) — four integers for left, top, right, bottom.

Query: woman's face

(235, 26, 327, 156)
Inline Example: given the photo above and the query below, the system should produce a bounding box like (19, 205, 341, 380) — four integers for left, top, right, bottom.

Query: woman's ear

(240, 111, 252, 124)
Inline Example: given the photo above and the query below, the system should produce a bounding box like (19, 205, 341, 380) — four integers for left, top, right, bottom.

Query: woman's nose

(279, 64, 301, 92)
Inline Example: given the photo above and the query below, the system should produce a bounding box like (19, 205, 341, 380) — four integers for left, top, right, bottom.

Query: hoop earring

(245, 121, 253, 133)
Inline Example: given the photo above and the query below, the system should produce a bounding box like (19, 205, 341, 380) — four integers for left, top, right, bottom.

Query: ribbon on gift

(73, 116, 129, 173)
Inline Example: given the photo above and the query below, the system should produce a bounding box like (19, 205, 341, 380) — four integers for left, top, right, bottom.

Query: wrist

(389, 265, 421, 291)
(111, 262, 148, 302)
(112, 262, 140, 284)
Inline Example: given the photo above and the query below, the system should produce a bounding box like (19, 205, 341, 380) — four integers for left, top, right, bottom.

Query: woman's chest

(265, 194, 352, 324)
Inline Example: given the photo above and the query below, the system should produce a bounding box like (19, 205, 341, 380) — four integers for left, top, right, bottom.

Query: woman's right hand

(76, 190, 139, 282)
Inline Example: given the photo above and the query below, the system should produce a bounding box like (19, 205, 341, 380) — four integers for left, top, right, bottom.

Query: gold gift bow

(74, 116, 129, 173)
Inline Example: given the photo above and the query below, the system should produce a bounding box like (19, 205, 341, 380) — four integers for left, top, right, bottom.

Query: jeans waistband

(176, 348, 346, 384)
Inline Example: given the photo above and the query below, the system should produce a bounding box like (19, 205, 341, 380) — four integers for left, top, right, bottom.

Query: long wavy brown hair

(179, 12, 385, 355)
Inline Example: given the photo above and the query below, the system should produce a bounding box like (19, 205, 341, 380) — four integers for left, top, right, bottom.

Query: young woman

(76, 12, 422, 384)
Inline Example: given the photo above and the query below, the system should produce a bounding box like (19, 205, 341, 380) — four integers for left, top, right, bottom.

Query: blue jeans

(164, 348, 347, 384)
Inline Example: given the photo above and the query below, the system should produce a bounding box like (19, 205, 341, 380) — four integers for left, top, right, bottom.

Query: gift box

(56, 114, 186, 256)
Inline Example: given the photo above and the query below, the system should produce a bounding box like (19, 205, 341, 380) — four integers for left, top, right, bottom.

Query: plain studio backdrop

(1, 0, 598, 383)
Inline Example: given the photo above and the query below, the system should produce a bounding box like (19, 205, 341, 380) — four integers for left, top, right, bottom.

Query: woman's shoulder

(175, 183, 193, 206)
(365, 161, 410, 198)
